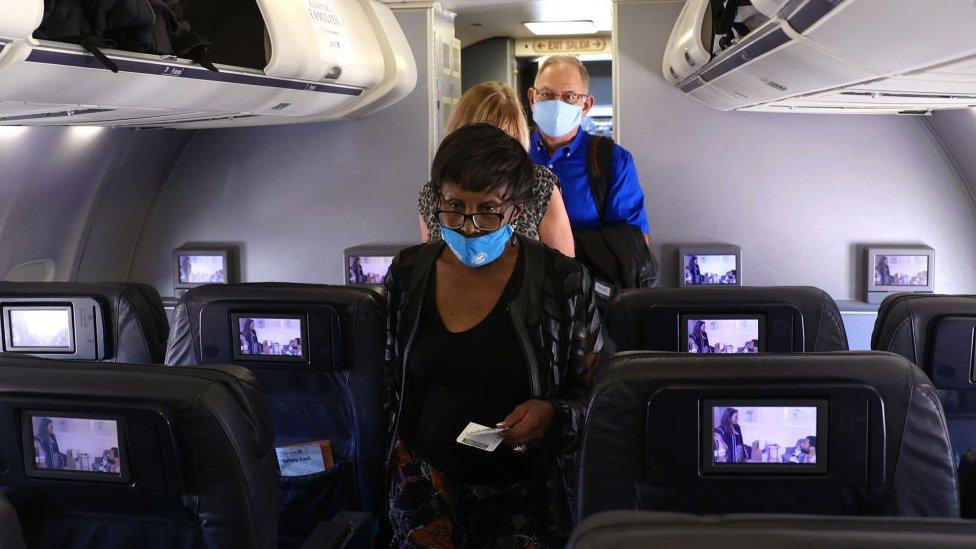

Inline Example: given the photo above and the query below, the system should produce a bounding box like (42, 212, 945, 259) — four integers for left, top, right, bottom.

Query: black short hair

(807, 436, 817, 448)
(431, 123, 535, 204)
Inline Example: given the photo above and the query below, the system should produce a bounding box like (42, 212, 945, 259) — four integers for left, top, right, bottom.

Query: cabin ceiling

(381, 0, 613, 47)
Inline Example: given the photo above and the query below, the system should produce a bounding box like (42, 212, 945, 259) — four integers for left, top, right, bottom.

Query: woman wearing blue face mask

(418, 81, 575, 258)
(385, 124, 605, 548)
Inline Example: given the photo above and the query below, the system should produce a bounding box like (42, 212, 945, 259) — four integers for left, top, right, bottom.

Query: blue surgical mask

(532, 99, 583, 138)
(441, 225, 514, 268)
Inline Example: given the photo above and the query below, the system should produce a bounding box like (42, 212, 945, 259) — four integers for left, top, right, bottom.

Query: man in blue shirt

(527, 55, 650, 240)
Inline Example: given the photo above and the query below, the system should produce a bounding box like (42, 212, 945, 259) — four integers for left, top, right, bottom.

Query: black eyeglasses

(434, 210, 507, 232)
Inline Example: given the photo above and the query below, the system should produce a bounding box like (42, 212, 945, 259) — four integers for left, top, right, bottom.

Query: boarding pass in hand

(456, 422, 507, 452)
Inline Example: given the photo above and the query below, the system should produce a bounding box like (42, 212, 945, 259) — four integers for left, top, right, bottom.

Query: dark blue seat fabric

(568, 511, 976, 549)
(872, 293, 976, 463)
(0, 356, 278, 549)
(164, 283, 387, 547)
(579, 352, 957, 521)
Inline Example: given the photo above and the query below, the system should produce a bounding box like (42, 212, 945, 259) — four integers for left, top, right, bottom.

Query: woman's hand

(498, 399, 556, 447)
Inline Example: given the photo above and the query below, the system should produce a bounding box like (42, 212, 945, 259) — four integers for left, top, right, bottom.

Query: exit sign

(515, 36, 612, 57)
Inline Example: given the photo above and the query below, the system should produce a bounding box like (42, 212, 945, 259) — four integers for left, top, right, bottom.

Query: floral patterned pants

(388, 440, 543, 549)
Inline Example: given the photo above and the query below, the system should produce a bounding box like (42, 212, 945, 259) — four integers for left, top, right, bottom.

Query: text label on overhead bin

(304, 0, 348, 53)
(515, 36, 611, 57)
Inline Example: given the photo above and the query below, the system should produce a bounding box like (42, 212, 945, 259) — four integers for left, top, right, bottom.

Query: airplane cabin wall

(615, 0, 976, 300)
(461, 37, 516, 90)
(0, 128, 184, 282)
(126, 8, 441, 298)
(75, 130, 193, 283)
(926, 109, 976, 209)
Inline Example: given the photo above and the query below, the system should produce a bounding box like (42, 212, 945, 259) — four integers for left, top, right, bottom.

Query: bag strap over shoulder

(587, 135, 614, 223)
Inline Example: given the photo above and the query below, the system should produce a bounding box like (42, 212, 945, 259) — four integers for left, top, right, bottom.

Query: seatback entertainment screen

(874, 255, 929, 287)
(26, 414, 126, 481)
(684, 254, 737, 285)
(684, 316, 761, 354)
(5, 306, 74, 352)
(178, 254, 227, 285)
(705, 401, 826, 473)
(347, 255, 393, 285)
(233, 314, 306, 362)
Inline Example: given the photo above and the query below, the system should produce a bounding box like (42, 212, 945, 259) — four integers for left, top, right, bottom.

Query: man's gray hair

(535, 55, 590, 89)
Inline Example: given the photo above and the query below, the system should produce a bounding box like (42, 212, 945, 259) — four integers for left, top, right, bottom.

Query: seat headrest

(0, 282, 168, 363)
(568, 511, 976, 549)
(579, 352, 957, 520)
(606, 286, 848, 352)
(165, 282, 386, 370)
(0, 355, 277, 548)
(873, 293, 976, 370)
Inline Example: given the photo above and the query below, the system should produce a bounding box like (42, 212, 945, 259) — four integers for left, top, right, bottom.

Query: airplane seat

(0, 355, 278, 548)
(0, 493, 26, 549)
(164, 283, 386, 547)
(578, 352, 958, 521)
(567, 511, 976, 549)
(605, 286, 849, 352)
(871, 293, 976, 462)
(0, 282, 169, 363)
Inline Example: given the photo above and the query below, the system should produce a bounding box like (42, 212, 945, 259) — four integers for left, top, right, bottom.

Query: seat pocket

(278, 465, 359, 548)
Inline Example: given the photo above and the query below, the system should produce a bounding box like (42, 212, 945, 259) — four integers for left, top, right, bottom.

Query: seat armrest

(300, 512, 372, 549)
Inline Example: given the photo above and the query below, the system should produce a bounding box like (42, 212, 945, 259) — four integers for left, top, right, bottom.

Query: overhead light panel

(0, 126, 28, 138)
(524, 20, 598, 36)
(69, 126, 105, 138)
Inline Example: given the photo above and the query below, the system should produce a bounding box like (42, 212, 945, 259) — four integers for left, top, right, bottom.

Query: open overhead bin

(0, 0, 416, 128)
(663, 0, 976, 114)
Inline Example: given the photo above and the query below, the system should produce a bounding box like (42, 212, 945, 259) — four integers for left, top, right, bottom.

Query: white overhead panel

(664, 0, 976, 114)
(433, 0, 612, 48)
(0, 0, 417, 128)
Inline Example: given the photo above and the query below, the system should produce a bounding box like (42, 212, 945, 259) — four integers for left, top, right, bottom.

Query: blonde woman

(418, 81, 575, 257)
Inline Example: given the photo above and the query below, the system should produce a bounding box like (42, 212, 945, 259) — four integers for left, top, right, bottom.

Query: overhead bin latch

(323, 65, 342, 80)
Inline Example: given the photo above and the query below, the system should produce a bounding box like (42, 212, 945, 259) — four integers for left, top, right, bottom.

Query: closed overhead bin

(663, 0, 976, 114)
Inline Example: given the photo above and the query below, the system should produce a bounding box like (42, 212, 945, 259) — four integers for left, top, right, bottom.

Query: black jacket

(715, 425, 744, 463)
(383, 237, 606, 540)
(574, 223, 656, 301)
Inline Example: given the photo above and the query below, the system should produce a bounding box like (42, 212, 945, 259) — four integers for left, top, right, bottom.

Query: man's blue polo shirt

(530, 129, 650, 234)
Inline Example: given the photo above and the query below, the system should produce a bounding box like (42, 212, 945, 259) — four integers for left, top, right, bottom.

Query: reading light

(0, 126, 27, 138)
(524, 20, 598, 36)
(70, 126, 105, 138)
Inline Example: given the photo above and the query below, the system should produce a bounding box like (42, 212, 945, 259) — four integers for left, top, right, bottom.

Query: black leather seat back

(568, 512, 976, 549)
(579, 352, 957, 521)
(0, 493, 25, 549)
(872, 293, 976, 461)
(606, 286, 848, 352)
(0, 282, 168, 363)
(0, 356, 277, 549)
(165, 283, 386, 545)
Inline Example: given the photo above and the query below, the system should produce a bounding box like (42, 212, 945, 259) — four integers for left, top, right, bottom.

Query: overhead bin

(0, 0, 42, 42)
(664, 0, 976, 114)
(0, 0, 416, 128)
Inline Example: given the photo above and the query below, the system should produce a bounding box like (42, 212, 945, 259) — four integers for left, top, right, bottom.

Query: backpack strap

(78, 37, 120, 73)
(714, 0, 752, 49)
(587, 135, 614, 223)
